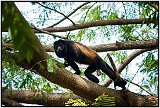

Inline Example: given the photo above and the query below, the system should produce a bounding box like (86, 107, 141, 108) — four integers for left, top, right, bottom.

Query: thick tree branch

(32, 18, 153, 33)
(2, 97, 23, 106)
(2, 88, 91, 106)
(44, 39, 158, 52)
(89, 39, 158, 52)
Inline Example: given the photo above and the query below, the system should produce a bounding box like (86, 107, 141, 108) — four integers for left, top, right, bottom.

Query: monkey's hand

(74, 72, 81, 75)
(64, 61, 69, 67)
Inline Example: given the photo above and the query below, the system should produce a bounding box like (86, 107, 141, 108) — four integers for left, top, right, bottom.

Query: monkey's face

(54, 40, 67, 58)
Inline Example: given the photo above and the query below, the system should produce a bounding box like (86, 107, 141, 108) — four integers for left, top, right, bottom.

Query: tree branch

(33, 26, 67, 39)
(46, 39, 157, 52)
(89, 39, 158, 52)
(83, 2, 97, 22)
(32, 18, 153, 33)
(125, 79, 157, 96)
(48, 2, 91, 27)
(2, 88, 91, 106)
(2, 97, 23, 106)
(37, 2, 75, 25)
(107, 53, 117, 72)
(2, 39, 158, 53)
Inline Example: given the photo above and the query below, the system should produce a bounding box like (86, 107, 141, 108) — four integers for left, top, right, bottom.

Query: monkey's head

(54, 40, 68, 58)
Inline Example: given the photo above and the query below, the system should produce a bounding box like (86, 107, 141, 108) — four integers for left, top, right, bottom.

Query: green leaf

(65, 99, 88, 106)
(47, 59, 56, 73)
(93, 93, 116, 106)
(87, 5, 101, 21)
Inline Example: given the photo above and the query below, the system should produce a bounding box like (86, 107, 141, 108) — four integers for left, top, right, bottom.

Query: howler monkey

(54, 39, 127, 89)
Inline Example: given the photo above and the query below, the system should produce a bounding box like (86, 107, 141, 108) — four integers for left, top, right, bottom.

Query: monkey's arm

(64, 59, 81, 75)
(70, 61, 81, 75)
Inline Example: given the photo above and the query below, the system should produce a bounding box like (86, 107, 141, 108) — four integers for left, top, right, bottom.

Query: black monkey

(54, 39, 127, 89)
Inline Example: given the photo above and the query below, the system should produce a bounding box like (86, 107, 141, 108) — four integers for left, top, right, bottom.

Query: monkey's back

(68, 40, 101, 65)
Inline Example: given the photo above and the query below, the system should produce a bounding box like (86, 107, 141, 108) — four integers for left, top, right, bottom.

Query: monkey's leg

(99, 61, 116, 81)
(84, 66, 99, 83)
(100, 61, 127, 89)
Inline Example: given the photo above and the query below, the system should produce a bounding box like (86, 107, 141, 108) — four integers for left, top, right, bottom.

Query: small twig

(126, 79, 157, 96)
(33, 26, 67, 39)
(37, 2, 75, 25)
(127, 66, 141, 88)
(107, 53, 117, 72)
(122, 2, 127, 19)
(83, 2, 97, 22)
(49, 2, 91, 27)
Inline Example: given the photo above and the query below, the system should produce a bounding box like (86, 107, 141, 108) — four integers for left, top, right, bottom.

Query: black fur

(54, 39, 127, 89)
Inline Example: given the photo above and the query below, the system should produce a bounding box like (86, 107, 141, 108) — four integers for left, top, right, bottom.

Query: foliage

(92, 93, 116, 106)
(2, 50, 60, 93)
(47, 59, 56, 73)
(138, 2, 158, 28)
(139, 51, 158, 95)
(2, 2, 39, 63)
(65, 99, 88, 106)
(65, 93, 116, 106)
(87, 5, 101, 21)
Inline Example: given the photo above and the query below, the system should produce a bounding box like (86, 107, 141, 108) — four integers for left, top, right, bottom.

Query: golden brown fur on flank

(72, 42, 99, 65)
(74, 42, 97, 58)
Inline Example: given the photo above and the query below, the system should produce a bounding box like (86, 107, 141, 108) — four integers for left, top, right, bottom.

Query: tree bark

(32, 18, 152, 33)
(2, 88, 91, 106)
(2, 97, 23, 106)
(2, 39, 158, 52)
